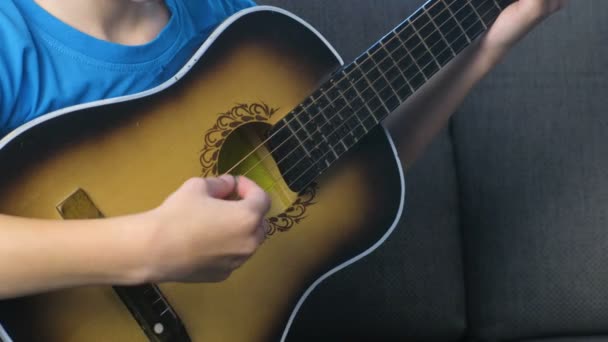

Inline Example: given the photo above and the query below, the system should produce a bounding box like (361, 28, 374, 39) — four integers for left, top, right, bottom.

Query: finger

(202, 175, 237, 199)
(234, 176, 271, 213)
(255, 219, 268, 246)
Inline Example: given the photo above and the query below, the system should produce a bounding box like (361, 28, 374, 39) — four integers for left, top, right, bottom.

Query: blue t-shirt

(0, 0, 255, 137)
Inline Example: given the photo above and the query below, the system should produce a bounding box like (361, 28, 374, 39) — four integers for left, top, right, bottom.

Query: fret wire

(477, 0, 502, 27)
(233, 0, 500, 187)
(414, 8, 443, 70)
(335, 78, 369, 134)
(311, 94, 341, 158)
(285, 120, 311, 158)
(293, 106, 314, 145)
(356, 55, 391, 117)
(279, 0, 499, 190)
(341, 67, 379, 130)
(227, 0, 497, 177)
(386, 36, 416, 94)
(313, 0, 490, 128)
(377, 42, 407, 102)
(366, 48, 401, 112)
(271, 0, 495, 184)
(444, 0, 472, 43)
(428, 1, 457, 56)
(297, 0, 490, 151)
(320, 89, 350, 150)
(394, 31, 428, 84)
(468, 0, 489, 30)
(317, 90, 348, 152)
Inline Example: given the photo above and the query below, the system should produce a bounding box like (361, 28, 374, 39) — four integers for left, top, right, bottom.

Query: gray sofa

(260, 0, 608, 340)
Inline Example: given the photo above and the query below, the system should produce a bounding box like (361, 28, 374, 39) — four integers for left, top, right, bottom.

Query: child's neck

(34, 0, 170, 45)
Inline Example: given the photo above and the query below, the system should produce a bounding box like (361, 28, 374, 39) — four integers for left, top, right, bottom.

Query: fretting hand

(480, 0, 569, 63)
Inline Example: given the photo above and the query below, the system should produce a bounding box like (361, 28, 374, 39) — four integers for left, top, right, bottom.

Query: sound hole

(217, 122, 299, 217)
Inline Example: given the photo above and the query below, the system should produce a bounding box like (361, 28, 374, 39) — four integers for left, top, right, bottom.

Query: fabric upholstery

(452, 1, 608, 340)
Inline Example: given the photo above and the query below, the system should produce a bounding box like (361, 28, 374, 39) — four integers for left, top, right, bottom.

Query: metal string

(248, 0, 498, 192)
(222, 0, 482, 177)
(225, 0, 500, 192)
(283, 0, 499, 191)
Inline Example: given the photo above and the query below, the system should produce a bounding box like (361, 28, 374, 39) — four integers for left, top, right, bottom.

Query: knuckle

(261, 193, 272, 212)
(243, 238, 260, 256)
(243, 208, 263, 229)
(184, 177, 206, 192)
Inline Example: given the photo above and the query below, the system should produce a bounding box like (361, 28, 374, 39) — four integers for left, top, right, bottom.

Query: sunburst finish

(0, 10, 402, 341)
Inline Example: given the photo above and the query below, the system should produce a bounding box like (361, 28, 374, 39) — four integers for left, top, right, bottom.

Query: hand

(141, 175, 271, 283)
(480, 0, 569, 62)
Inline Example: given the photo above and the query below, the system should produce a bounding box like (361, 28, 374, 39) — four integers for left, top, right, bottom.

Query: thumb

(234, 176, 271, 213)
(203, 175, 237, 199)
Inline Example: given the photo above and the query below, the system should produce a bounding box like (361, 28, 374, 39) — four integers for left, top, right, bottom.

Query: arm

(384, 0, 568, 166)
(0, 176, 269, 299)
(0, 213, 149, 297)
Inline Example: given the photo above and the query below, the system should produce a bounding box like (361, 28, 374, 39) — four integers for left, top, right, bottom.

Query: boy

(0, 0, 566, 298)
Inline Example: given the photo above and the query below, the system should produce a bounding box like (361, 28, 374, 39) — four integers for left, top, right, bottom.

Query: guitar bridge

(57, 189, 191, 342)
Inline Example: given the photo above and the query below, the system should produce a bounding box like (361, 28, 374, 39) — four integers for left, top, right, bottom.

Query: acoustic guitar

(0, 0, 513, 340)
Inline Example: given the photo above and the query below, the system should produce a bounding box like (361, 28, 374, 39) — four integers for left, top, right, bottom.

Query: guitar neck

(270, 0, 514, 192)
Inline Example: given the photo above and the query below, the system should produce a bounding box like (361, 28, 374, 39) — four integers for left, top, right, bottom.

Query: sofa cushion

(452, 1, 608, 340)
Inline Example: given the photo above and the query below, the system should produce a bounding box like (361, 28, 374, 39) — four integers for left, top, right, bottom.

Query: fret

(450, 0, 486, 41)
(417, 19, 453, 68)
(354, 58, 389, 120)
(495, 0, 515, 10)
(294, 105, 325, 154)
(273, 0, 513, 193)
(357, 55, 392, 116)
(314, 91, 343, 159)
(342, 65, 382, 131)
(382, 33, 416, 98)
(402, 25, 438, 80)
(286, 118, 311, 158)
(337, 70, 368, 130)
(393, 40, 425, 98)
(328, 84, 354, 149)
(268, 116, 311, 174)
(370, 46, 402, 111)
(383, 56, 412, 102)
(430, 0, 465, 48)
(394, 28, 428, 89)
(410, 11, 442, 73)
(440, 12, 470, 55)
(293, 105, 312, 133)
(333, 75, 369, 137)
(426, 0, 457, 58)
(476, 0, 502, 27)
(444, 0, 472, 45)
(468, 0, 488, 30)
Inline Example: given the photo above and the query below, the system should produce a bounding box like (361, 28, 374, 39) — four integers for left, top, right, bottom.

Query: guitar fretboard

(269, 0, 514, 192)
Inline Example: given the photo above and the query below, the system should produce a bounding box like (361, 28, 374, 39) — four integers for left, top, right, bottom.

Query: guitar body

(0, 7, 404, 342)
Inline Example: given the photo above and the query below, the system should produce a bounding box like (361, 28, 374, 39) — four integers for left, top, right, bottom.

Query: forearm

(383, 0, 567, 168)
(0, 214, 146, 298)
(383, 39, 504, 167)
